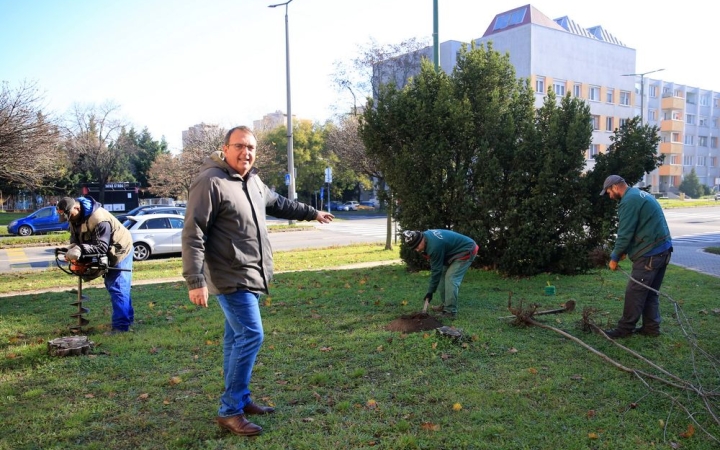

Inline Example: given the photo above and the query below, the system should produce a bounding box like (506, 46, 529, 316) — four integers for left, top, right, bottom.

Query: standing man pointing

(182, 125, 334, 437)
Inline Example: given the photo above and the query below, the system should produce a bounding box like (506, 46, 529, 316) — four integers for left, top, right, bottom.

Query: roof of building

(483, 4, 626, 47)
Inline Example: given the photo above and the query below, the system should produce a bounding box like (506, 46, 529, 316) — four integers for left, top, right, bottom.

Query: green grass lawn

(1, 244, 719, 449)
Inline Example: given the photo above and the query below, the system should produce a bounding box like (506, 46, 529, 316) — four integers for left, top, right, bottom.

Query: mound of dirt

(385, 312, 444, 333)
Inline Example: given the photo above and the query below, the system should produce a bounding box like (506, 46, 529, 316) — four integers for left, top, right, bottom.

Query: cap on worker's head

(402, 230, 423, 249)
(600, 175, 625, 196)
(57, 197, 76, 214)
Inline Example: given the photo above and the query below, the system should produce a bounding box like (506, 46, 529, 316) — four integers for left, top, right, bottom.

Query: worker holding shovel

(403, 229, 478, 319)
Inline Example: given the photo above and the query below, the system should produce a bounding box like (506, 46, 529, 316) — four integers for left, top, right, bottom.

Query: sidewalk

(0, 260, 404, 298)
(669, 243, 720, 278)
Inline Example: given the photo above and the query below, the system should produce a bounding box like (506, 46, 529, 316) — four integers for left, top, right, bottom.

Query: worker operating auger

(55, 196, 135, 334)
(54, 247, 131, 333)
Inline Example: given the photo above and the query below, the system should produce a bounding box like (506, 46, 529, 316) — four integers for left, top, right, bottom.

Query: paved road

(1, 211, 718, 277)
(0, 216, 392, 272)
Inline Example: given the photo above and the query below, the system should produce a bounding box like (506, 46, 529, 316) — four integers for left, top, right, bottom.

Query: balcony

(660, 120, 684, 132)
(659, 142, 684, 154)
(658, 165, 683, 176)
(661, 96, 685, 110)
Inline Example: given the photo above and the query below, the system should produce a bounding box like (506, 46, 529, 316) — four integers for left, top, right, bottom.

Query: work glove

(65, 244, 82, 262)
(608, 260, 618, 271)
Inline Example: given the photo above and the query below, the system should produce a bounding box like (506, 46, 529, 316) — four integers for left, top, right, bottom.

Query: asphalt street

(0, 213, 718, 277)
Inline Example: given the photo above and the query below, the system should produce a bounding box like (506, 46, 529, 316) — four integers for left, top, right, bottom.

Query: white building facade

(385, 4, 720, 192)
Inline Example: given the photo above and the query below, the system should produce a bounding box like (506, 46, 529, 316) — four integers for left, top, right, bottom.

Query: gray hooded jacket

(182, 151, 318, 295)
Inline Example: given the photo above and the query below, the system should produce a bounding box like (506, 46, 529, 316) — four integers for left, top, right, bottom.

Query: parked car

(128, 207, 186, 217)
(715, 192, 720, 201)
(342, 201, 359, 211)
(328, 201, 345, 211)
(7, 206, 70, 236)
(122, 213, 185, 261)
(115, 204, 166, 222)
(358, 201, 377, 210)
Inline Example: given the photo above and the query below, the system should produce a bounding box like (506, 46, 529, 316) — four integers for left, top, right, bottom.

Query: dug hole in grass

(1, 245, 720, 449)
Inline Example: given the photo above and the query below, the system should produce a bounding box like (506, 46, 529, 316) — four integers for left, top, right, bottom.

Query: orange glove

(608, 260, 618, 271)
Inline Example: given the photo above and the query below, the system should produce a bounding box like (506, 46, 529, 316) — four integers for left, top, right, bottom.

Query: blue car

(8, 206, 70, 236)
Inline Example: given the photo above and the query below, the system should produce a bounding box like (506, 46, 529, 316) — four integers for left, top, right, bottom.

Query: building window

(619, 118, 629, 128)
(606, 116, 614, 132)
(699, 136, 708, 147)
(683, 155, 694, 165)
(649, 85, 658, 98)
(535, 77, 545, 94)
(711, 137, 718, 149)
(714, 98, 720, 108)
(684, 135, 694, 145)
(686, 114, 695, 125)
(700, 95, 710, 106)
(670, 155, 680, 165)
(493, 8, 527, 31)
(686, 92, 696, 104)
(671, 132, 681, 142)
(675, 89, 684, 98)
(711, 157, 718, 167)
(573, 83, 582, 98)
(648, 109, 657, 121)
(697, 156, 706, 166)
(553, 81, 566, 96)
(589, 86, 600, 101)
(663, 87, 672, 96)
(619, 91, 631, 106)
(672, 111, 682, 121)
(591, 115, 600, 130)
(606, 88, 614, 103)
(589, 144, 600, 159)
(699, 117, 708, 127)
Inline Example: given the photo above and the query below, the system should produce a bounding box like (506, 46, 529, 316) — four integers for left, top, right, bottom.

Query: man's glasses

(228, 143, 256, 152)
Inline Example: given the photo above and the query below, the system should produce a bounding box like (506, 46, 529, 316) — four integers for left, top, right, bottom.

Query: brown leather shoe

(216, 415, 262, 436)
(244, 402, 275, 415)
(431, 305, 444, 312)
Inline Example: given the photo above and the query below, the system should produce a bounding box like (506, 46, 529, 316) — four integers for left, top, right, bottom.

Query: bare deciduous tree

(326, 114, 393, 249)
(147, 153, 184, 199)
(0, 80, 61, 188)
(148, 124, 226, 200)
(330, 38, 429, 249)
(63, 101, 128, 204)
(332, 37, 430, 111)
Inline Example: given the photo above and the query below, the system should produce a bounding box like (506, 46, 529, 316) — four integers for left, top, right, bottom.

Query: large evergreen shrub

(361, 43, 663, 276)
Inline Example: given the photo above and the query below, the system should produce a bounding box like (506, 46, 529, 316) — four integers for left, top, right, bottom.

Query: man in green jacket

(403, 229, 478, 318)
(600, 175, 673, 338)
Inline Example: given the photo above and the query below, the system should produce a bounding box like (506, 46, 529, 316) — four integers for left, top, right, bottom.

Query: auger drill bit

(69, 276, 90, 333)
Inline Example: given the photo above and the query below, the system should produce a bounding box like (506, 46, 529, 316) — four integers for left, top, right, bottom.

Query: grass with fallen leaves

(1, 250, 720, 449)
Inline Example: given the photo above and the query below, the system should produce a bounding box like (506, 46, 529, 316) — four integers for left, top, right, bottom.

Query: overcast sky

(2, 0, 716, 152)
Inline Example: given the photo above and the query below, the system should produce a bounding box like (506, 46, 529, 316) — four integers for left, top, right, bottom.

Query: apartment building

(640, 79, 720, 190)
(381, 4, 720, 193)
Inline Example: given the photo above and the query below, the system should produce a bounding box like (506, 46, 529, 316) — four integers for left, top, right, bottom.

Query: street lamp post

(622, 68, 665, 190)
(269, 0, 296, 216)
(622, 68, 665, 123)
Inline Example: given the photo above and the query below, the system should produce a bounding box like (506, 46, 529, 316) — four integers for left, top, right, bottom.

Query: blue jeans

(216, 290, 264, 418)
(104, 254, 133, 331)
(438, 256, 475, 314)
(616, 249, 672, 333)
